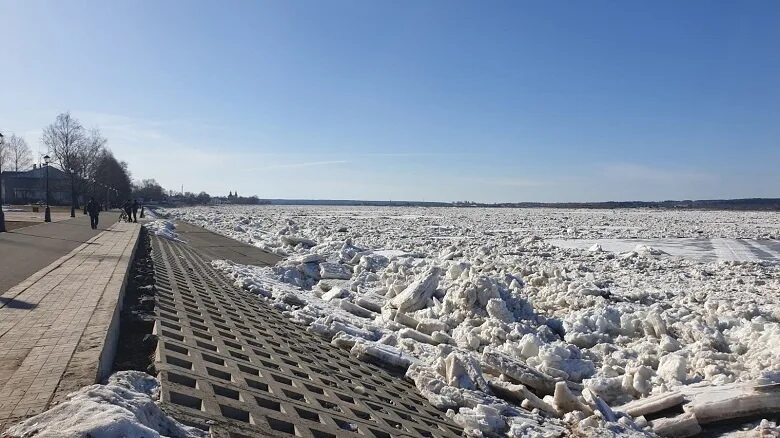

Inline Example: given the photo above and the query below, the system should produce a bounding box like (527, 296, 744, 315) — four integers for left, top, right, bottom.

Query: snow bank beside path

(162, 206, 780, 437)
(4, 371, 205, 438)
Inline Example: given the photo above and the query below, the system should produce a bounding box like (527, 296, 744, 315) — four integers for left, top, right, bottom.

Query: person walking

(86, 197, 100, 229)
(122, 200, 132, 223)
(132, 199, 140, 223)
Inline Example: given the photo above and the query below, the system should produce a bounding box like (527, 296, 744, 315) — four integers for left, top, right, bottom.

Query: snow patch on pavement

(144, 220, 186, 243)
(4, 371, 205, 438)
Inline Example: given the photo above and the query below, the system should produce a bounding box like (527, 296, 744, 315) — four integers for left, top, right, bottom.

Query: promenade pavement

(2, 210, 74, 224)
(0, 220, 140, 431)
(0, 213, 119, 295)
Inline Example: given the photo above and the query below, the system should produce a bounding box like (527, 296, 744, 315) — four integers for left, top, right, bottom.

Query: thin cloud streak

(354, 152, 476, 158)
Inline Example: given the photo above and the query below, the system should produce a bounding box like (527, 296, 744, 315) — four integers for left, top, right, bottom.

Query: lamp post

(0, 132, 6, 233)
(105, 185, 112, 211)
(44, 155, 51, 223)
(70, 190, 76, 218)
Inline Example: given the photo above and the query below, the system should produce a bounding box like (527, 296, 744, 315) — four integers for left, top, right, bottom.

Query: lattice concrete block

(151, 235, 463, 438)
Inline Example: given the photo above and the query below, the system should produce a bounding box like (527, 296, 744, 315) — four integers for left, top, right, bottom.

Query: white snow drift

(4, 371, 205, 438)
(145, 219, 186, 243)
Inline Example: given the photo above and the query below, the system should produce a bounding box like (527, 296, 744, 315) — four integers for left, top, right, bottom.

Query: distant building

(0, 164, 73, 205)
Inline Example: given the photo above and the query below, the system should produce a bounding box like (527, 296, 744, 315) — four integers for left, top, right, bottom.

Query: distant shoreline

(209, 198, 780, 211)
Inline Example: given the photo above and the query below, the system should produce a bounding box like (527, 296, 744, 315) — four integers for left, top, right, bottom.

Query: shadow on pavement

(0, 297, 37, 310)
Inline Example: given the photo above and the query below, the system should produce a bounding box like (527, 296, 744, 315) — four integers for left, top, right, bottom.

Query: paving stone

(151, 234, 463, 438)
(0, 222, 141, 431)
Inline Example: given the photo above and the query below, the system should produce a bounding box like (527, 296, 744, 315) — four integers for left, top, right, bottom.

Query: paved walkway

(0, 221, 140, 430)
(0, 213, 119, 295)
(2, 210, 74, 223)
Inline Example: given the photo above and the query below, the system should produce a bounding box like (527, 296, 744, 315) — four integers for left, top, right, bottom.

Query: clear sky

(1, 0, 778, 202)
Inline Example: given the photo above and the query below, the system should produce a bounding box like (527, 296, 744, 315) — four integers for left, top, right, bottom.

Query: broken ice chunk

(482, 349, 560, 395)
(319, 262, 352, 280)
(657, 354, 687, 383)
(350, 339, 416, 369)
(441, 352, 490, 392)
(321, 287, 349, 302)
(281, 235, 317, 247)
(616, 391, 684, 417)
(390, 267, 441, 312)
(553, 381, 593, 415)
(417, 318, 449, 335)
(452, 405, 507, 434)
(337, 299, 375, 319)
(650, 412, 701, 437)
(486, 298, 514, 323)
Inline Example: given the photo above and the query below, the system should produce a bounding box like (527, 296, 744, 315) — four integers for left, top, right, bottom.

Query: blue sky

(1, 0, 778, 202)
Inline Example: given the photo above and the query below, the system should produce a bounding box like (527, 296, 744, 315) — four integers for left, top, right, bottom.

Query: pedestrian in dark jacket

(86, 197, 100, 229)
(122, 200, 132, 223)
(132, 199, 140, 223)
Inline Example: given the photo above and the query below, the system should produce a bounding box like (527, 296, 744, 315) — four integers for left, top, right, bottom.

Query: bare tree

(132, 178, 166, 201)
(85, 129, 107, 161)
(6, 135, 33, 171)
(41, 112, 87, 216)
(93, 148, 132, 208)
(77, 128, 108, 212)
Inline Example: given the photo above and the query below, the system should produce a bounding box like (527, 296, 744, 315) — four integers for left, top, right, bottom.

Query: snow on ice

(159, 206, 780, 437)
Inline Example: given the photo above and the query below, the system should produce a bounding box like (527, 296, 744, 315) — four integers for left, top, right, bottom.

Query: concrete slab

(2, 221, 38, 231)
(173, 220, 283, 266)
(0, 221, 140, 431)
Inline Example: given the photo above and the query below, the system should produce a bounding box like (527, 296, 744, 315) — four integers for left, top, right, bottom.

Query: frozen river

(548, 237, 780, 263)
(154, 206, 780, 436)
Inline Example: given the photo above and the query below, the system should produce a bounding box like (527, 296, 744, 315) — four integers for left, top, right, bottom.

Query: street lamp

(44, 155, 51, 223)
(0, 132, 6, 233)
(70, 177, 76, 217)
